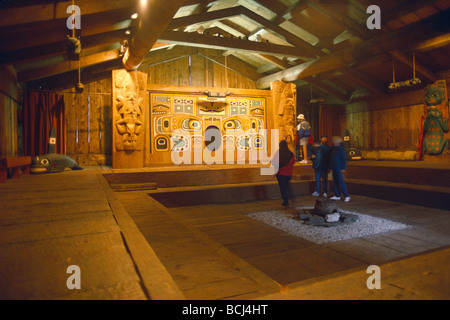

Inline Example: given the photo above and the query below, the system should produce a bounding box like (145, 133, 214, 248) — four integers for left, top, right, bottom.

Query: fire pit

(298, 198, 358, 227)
(247, 200, 411, 244)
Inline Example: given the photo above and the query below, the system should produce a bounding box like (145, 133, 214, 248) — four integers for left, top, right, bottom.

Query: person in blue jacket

(311, 135, 330, 197)
(329, 136, 351, 202)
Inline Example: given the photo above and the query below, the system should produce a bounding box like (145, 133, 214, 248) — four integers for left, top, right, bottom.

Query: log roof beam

(256, 9, 450, 90)
(122, 0, 188, 70)
(0, 0, 134, 27)
(158, 30, 305, 59)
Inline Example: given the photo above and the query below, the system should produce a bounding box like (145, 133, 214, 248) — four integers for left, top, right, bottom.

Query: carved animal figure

(31, 154, 83, 173)
(423, 87, 449, 155)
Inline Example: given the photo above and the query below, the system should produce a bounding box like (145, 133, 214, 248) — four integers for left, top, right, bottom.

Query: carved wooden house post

(272, 81, 297, 154)
(112, 69, 148, 168)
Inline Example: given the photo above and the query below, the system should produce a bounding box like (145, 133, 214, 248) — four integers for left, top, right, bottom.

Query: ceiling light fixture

(140, 0, 148, 8)
(131, 13, 138, 19)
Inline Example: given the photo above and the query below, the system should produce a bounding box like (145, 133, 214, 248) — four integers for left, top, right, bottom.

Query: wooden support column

(122, 0, 188, 70)
(112, 70, 148, 168)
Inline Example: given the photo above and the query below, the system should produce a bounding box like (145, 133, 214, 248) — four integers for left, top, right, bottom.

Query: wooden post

(112, 69, 148, 168)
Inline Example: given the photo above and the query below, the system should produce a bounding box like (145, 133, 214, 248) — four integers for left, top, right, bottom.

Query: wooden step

(346, 162, 450, 188)
(149, 180, 315, 207)
(344, 178, 450, 210)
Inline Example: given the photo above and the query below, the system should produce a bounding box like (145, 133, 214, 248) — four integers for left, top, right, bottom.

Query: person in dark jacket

(311, 135, 330, 197)
(274, 140, 296, 207)
(329, 136, 351, 202)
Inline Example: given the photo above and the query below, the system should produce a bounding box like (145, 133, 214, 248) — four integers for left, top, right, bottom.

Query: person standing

(311, 135, 330, 197)
(274, 140, 296, 207)
(297, 114, 311, 164)
(330, 136, 351, 202)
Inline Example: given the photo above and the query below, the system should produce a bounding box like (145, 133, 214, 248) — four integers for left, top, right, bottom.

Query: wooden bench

(0, 156, 32, 182)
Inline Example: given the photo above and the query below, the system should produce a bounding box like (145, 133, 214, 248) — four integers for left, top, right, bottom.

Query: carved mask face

(425, 87, 444, 107)
(115, 93, 144, 151)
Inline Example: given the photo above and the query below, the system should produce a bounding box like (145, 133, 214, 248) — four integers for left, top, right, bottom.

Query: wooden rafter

(122, 0, 187, 70)
(0, 0, 134, 27)
(0, 8, 135, 52)
(168, 6, 243, 30)
(305, 0, 438, 86)
(18, 49, 121, 82)
(0, 28, 129, 65)
(256, 9, 450, 89)
(158, 30, 304, 58)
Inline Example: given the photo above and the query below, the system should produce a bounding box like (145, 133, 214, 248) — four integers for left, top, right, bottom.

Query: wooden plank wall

(63, 49, 258, 165)
(0, 93, 18, 157)
(340, 75, 450, 151)
(0, 65, 19, 157)
(143, 49, 258, 89)
(340, 104, 425, 151)
(63, 78, 112, 166)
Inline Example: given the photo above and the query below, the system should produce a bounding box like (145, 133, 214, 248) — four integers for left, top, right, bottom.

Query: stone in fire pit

(298, 198, 358, 227)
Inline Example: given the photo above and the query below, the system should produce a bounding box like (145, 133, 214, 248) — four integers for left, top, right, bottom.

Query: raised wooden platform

(345, 160, 450, 210)
(346, 160, 450, 188)
(104, 161, 449, 210)
(0, 156, 31, 183)
(103, 163, 315, 188)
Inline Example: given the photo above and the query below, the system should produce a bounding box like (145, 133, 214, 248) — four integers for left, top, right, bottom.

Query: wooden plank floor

(1, 166, 449, 300)
(118, 186, 450, 299)
(116, 191, 281, 299)
(0, 169, 148, 300)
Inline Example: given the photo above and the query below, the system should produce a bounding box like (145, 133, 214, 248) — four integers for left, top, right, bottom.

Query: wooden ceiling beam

(382, 0, 442, 25)
(0, 0, 134, 27)
(158, 30, 306, 58)
(122, 0, 187, 70)
(0, 0, 67, 9)
(0, 8, 134, 52)
(0, 28, 128, 65)
(257, 54, 291, 70)
(168, 4, 322, 60)
(412, 33, 450, 53)
(256, 9, 450, 89)
(306, 0, 371, 40)
(339, 68, 386, 95)
(26, 58, 123, 91)
(278, 0, 309, 24)
(238, 6, 323, 58)
(18, 49, 121, 82)
(304, 0, 438, 90)
(167, 6, 244, 30)
(305, 76, 350, 102)
(256, 53, 350, 101)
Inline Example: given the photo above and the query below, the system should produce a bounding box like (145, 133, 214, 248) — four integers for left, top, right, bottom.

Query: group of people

(274, 114, 350, 207)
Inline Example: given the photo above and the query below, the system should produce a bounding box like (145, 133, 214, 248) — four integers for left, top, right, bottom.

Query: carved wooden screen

(149, 93, 267, 165)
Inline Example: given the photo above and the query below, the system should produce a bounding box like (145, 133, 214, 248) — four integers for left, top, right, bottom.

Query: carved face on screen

(115, 93, 144, 152)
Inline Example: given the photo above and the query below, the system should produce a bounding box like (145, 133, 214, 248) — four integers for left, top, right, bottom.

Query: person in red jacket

(274, 140, 296, 207)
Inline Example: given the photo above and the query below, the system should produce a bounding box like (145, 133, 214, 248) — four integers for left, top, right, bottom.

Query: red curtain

(319, 105, 341, 140)
(23, 91, 65, 157)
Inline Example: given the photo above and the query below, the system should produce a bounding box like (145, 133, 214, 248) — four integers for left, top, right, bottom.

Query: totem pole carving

(272, 81, 297, 153)
(423, 81, 449, 156)
(112, 69, 147, 168)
